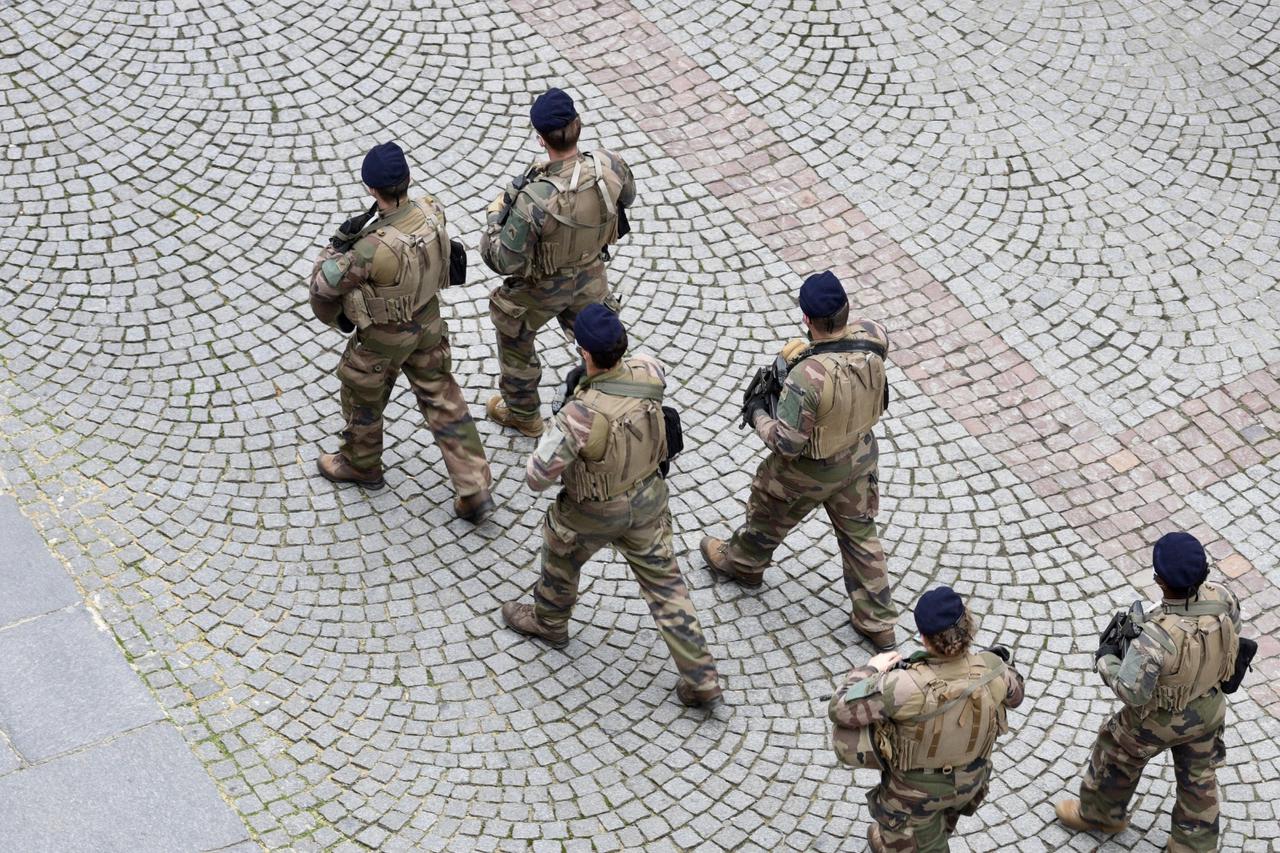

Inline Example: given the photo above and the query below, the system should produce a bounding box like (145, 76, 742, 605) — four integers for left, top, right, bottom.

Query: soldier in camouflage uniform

(480, 88, 636, 437)
(500, 304, 722, 708)
(1056, 532, 1240, 853)
(309, 142, 494, 522)
(701, 271, 898, 650)
(829, 587, 1025, 852)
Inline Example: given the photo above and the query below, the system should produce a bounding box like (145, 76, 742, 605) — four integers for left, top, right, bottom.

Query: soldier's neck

(808, 327, 848, 344)
(546, 146, 579, 164)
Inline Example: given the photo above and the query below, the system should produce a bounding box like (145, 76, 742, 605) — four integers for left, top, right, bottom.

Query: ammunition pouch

(1222, 636, 1257, 694)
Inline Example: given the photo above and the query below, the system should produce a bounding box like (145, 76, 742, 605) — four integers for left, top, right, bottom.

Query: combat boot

(501, 602, 569, 648)
(317, 453, 385, 489)
(1054, 799, 1128, 834)
(853, 621, 897, 652)
(454, 490, 494, 524)
(676, 679, 723, 708)
(486, 396, 545, 437)
(699, 536, 763, 588)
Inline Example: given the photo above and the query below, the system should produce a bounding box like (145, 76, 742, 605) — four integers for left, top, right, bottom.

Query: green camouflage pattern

(830, 655, 1026, 851)
(522, 355, 718, 692)
(1077, 586, 1239, 852)
(309, 206, 491, 494)
(1078, 692, 1226, 853)
(480, 153, 636, 419)
(725, 430, 896, 634)
(762, 319, 890, 459)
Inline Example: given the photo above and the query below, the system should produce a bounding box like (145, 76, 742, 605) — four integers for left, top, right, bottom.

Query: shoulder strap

(904, 661, 1006, 723)
(589, 378, 663, 400)
(591, 151, 616, 218)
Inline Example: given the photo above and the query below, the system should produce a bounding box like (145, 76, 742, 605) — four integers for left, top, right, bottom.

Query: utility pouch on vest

(658, 405, 682, 478)
(833, 723, 889, 771)
(448, 239, 467, 287)
(1222, 636, 1257, 694)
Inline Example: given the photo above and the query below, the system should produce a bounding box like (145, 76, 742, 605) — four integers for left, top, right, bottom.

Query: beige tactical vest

(342, 198, 450, 330)
(803, 346, 887, 459)
(883, 654, 1009, 772)
(561, 360, 666, 502)
(529, 152, 622, 276)
(1141, 583, 1237, 714)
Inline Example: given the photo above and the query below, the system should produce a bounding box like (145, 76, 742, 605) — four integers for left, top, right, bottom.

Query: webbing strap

(907, 662, 1005, 723)
(592, 152, 615, 217)
(589, 379, 663, 400)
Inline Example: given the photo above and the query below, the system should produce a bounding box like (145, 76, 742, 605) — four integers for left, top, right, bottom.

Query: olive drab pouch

(832, 722, 889, 771)
(527, 152, 623, 276)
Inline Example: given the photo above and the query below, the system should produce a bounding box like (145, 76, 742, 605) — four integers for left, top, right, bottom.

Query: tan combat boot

(454, 490, 494, 524)
(853, 620, 897, 653)
(501, 602, 569, 648)
(1054, 799, 1128, 834)
(676, 679, 723, 708)
(486, 396, 545, 437)
(316, 453, 385, 489)
(699, 536, 763, 588)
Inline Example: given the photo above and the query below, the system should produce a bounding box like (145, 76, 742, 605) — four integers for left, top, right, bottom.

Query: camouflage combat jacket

(526, 353, 665, 496)
(309, 196, 449, 331)
(755, 320, 890, 460)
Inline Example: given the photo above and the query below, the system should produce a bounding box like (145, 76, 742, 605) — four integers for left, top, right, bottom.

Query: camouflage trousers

(488, 261, 615, 419)
(726, 431, 896, 634)
(867, 757, 990, 852)
(1079, 691, 1226, 853)
(336, 299, 491, 496)
(534, 474, 720, 692)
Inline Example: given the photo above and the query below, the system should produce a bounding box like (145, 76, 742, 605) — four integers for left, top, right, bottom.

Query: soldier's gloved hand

(744, 395, 769, 426)
(780, 337, 808, 364)
(985, 645, 1011, 663)
(1095, 640, 1122, 661)
(486, 192, 507, 216)
(336, 312, 355, 334)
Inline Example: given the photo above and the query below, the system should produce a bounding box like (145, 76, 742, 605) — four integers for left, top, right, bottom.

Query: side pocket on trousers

(337, 344, 392, 394)
(489, 286, 529, 338)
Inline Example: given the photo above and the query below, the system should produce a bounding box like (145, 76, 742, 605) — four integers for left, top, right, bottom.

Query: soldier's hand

(868, 651, 902, 673)
(487, 192, 507, 216)
(336, 312, 355, 334)
(780, 337, 808, 364)
(744, 396, 768, 426)
(336, 211, 367, 237)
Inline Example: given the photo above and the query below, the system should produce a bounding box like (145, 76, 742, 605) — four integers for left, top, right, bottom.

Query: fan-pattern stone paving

(0, 1, 1276, 851)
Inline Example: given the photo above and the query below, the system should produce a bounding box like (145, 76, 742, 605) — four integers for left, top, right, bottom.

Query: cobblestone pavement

(2, 0, 1278, 851)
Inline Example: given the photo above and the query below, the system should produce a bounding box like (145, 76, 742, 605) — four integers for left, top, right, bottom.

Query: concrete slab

(0, 607, 163, 762)
(0, 736, 19, 775)
(0, 495, 79, 627)
(0, 722, 251, 853)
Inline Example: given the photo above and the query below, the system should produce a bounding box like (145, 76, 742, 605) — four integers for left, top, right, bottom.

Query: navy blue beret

(1153, 532, 1209, 589)
(362, 142, 409, 189)
(799, 270, 849, 318)
(531, 88, 578, 134)
(574, 303, 625, 353)
(915, 586, 965, 636)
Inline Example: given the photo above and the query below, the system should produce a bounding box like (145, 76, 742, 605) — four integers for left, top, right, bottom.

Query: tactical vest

(527, 152, 622, 276)
(561, 360, 666, 502)
(1140, 583, 1237, 714)
(883, 654, 1009, 772)
(342, 198, 450, 330)
(803, 343, 887, 459)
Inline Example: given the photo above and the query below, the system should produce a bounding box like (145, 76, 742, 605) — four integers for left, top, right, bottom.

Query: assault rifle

(1099, 601, 1145, 660)
(740, 354, 787, 429)
(494, 164, 542, 230)
(331, 202, 379, 253)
